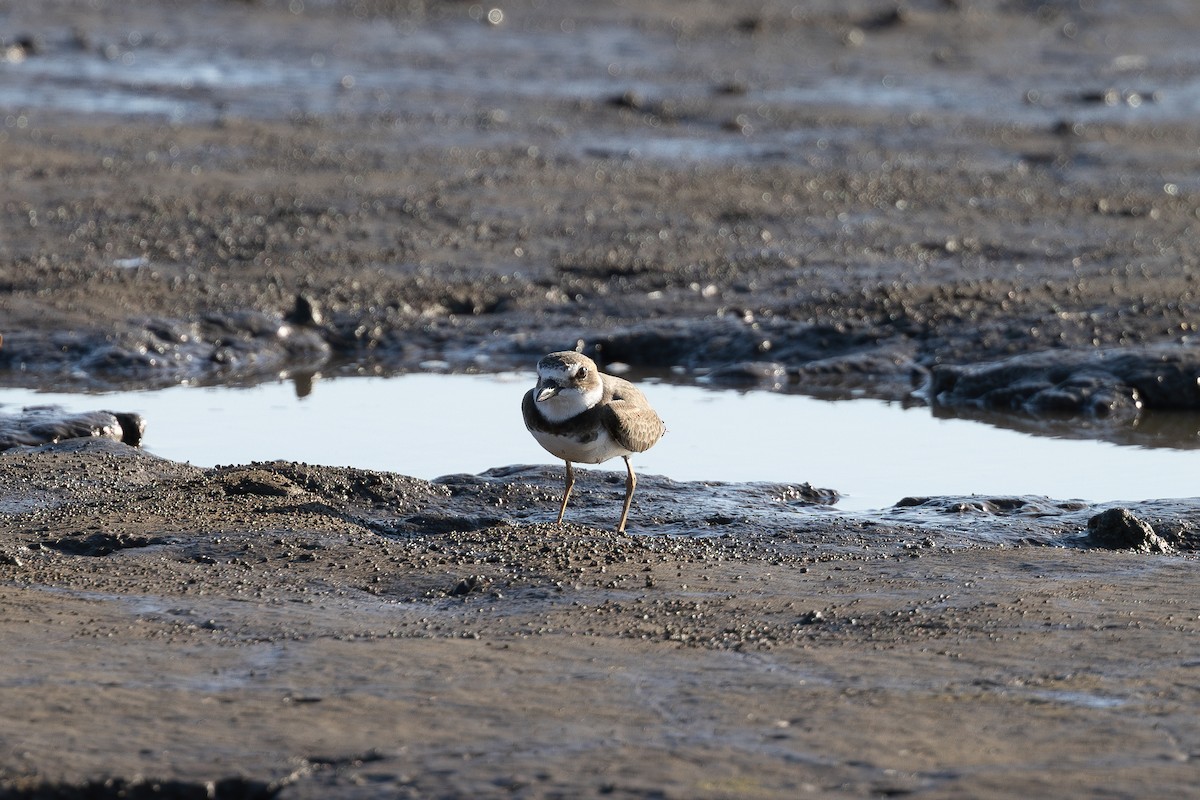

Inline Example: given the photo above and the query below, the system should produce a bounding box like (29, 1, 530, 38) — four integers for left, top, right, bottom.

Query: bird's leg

(556, 460, 575, 524)
(617, 455, 637, 533)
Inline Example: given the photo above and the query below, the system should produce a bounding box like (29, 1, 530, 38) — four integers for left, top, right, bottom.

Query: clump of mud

(0, 405, 144, 450)
(1085, 507, 1174, 553)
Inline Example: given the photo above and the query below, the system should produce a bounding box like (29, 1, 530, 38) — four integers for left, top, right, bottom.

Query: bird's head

(534, 351, 603, 421)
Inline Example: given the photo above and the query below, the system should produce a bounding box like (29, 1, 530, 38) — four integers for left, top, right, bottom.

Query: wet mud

(930, 343, 1200, 418)
(1, 0, 1200, 797)
(0, 404, 144, 450)
(1, 441, 1199, 798)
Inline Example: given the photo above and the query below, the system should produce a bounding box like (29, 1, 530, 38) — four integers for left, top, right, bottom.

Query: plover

(522, 351, 666, 533)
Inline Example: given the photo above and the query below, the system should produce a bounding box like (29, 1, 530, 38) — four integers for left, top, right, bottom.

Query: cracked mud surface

(1, 0, 1200, 797)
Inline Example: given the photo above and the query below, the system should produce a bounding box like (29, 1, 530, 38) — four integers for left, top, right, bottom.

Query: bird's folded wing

(602, 401, 664, 453)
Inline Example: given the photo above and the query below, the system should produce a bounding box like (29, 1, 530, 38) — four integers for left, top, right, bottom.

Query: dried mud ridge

(5, 302, 1200, 451)
(2, 440, 1198, 797)
(5, 440, 1194, 575)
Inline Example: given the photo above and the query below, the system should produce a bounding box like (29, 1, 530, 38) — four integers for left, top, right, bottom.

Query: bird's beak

(536, 380, 560, 402)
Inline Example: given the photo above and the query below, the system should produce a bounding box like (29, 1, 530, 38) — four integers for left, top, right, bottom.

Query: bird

(522, 351, 666, 533)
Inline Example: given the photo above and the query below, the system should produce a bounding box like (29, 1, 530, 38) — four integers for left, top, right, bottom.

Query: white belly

(531, 427, 630, 464)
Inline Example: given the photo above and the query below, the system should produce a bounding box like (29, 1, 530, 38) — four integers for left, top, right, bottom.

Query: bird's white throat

(537, 381, 603, 422)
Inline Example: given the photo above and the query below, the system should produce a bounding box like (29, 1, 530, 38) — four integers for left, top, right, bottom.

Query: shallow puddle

(1, 374, 1196, 511)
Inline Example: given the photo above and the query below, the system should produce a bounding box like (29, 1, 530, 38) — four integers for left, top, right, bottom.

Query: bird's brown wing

(600, 380, 665, 453)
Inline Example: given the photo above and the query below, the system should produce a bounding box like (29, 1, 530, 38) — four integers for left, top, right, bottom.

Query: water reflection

(931, 404, 1200, 451)
(1, 373, 1197, 511)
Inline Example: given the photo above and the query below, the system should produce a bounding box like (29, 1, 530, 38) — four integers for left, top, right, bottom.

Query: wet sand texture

(1, 1, 1199, 798)
(1, 442, 1199, 798)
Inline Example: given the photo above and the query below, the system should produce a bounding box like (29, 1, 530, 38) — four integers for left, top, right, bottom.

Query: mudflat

(1, 446, 1197, 798)
(0, 1, 1198, 798)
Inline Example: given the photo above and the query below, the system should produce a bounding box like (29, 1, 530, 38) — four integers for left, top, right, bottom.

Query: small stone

(1086, 508, 1173, 553)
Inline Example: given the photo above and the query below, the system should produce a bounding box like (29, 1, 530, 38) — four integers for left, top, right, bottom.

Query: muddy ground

(1, 441, 1198, 799)
(0, 0, 1199, 797)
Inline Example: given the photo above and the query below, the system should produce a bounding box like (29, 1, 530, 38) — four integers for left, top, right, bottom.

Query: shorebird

(522, 351, 666, 533)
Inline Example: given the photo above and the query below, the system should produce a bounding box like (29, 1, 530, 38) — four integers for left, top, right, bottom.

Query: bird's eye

(577, 367, 587, 379)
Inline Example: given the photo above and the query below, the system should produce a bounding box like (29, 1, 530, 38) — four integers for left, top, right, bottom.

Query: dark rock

(931, 344, 1200, 419)
(1086, 508, 1172, 553)
(0, 405, 144, 451)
